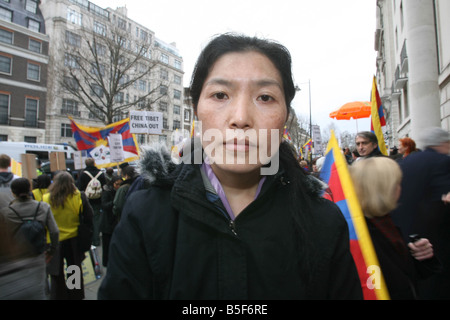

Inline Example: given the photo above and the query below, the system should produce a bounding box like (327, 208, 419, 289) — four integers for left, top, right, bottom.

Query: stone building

(39, 0, 184, 147)
(0, 0, 49, 143)
(375, 0, 450, 148)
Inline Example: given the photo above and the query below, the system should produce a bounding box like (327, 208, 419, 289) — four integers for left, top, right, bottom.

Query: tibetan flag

(303, 139, 312, 154)
(320, 131, 390, 300)
(70, 117, 140, 168)
(282, 126, 292, 143)
(370, 77, 388, 155)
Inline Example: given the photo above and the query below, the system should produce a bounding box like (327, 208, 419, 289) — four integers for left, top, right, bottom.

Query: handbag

(78, 192, 93, 253)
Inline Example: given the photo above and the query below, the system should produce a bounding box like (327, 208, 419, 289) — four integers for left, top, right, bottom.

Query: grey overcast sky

(92, 0, 376, 135)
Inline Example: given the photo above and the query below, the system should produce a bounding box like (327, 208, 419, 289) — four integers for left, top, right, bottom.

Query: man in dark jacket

(392, 127, 450, 299)
(77, 158, 106, 246)
(98, 144, 363, 300)
(355, 131, 386, 160)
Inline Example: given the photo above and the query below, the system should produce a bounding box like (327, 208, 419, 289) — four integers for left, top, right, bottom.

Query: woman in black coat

(100, 176, 122, 267)
(99, 33, 362, 300)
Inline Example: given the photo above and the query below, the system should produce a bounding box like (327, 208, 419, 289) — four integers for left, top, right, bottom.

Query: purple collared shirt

(202, 162, 266, 220)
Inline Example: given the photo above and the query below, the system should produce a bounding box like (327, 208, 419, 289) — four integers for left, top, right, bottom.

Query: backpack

(10, 202, 46, 255)
(84, 171, 103, 199)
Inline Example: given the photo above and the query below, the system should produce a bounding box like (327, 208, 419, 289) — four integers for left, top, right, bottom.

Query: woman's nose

(227, 95, 254, 129)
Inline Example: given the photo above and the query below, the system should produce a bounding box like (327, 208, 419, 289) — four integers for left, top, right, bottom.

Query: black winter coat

(366, 218, 441, 299)
(100, 185, 117, 235)
(98, 148, 362, 300)
(77, 166, 106, 206)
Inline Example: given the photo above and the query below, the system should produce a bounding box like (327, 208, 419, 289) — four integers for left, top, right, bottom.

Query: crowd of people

(0, 153, 139, 299)
(0, 33, 449, 300)
(303, 128, 450, 299)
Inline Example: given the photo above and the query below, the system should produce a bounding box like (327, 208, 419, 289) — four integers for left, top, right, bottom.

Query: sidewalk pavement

(84, 245, 105, 300)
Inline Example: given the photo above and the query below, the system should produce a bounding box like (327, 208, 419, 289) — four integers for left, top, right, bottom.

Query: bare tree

(61, 23, 167, 124)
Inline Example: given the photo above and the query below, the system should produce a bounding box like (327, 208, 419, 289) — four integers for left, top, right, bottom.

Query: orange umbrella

(329, 101, 372, 120)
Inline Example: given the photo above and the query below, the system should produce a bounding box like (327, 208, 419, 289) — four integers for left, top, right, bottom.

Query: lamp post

(296, 80, 312, 161)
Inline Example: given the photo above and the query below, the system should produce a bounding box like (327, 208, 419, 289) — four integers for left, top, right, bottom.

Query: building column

(404, 0, 441, 146)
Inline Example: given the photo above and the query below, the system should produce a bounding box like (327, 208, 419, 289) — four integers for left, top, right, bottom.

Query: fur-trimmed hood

(137, 142, 328, 197)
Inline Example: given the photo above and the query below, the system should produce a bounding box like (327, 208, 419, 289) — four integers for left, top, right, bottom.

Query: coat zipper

(229, 220, 238, 236)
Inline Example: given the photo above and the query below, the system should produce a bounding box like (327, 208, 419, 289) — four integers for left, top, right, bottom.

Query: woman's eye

(258, 95, 274, 102)
(213, 92, 228, 100)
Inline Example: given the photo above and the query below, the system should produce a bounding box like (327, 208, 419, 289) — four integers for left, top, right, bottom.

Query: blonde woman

(350, 157, 439, 299)
(43, 171, 92, 300)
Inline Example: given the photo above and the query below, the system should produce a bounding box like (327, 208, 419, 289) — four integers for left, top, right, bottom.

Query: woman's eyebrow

(204, 78, 282, 90)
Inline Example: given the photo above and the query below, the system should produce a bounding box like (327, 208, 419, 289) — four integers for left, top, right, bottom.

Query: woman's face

(398, 142, 406, 154)
(196, 51, 288, 175)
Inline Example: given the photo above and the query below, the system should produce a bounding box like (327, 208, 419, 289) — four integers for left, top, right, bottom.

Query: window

(90, 83, 103, 98)
(160, 69, 168, 80)
(61, 123, 72, 138)
(184, 109, 191, 122)
(160, 85, 168, 95)
(63, 76, 79, 91)
(25, 0, 37, 14)
(27, 62, 40, 81)
(28, 38, 41, 53)
(62, 99, 79, 116)
(65, 30, 81, 47)
(28, 19, 40, 33)
(24, 136, 37, 143)
(94, 43, 106, 56)
(163, 118, 168, 129)
(89, 107, 105, 121)
(140, 30, 148, 42)
(160, 53, 169, 64)
(0, 93, 9, 125)
(0, 7, 12, 22)
(173, 89, 181, 100)
(0, 54, 12, 74)
(67, 8, 83, 26)
(138, 80, 146, 91)
(0, 135, 7, 141)
(0, 28, 13, 44)
(64, 53, 79, 69)
(174, 75, 181, 85)
(173, 120, 181, 130)
(174, 60, 182, 70)
(159, 101, 167, 111)
(174, 105, 180, 115)
(93, 21, 106, 36)
(114, 92, 124, 103)
(25, 98, 38, 127)
(91, 63, 105, 76)
(118, 18, 126, 30)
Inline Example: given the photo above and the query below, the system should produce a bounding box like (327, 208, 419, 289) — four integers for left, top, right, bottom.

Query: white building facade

(375, 0, 449, 148)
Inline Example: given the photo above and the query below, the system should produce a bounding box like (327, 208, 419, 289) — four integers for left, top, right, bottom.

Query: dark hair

(108, 175, 122, 188)
(190, 33, 314, 282)
(122, 165, 137, 179)
(356, 131, 379, 145)
(190, 33, 296, 114)
(36, 174, 51, 189)
(0, 154, 11, 169)
(11, 178, 31, 200)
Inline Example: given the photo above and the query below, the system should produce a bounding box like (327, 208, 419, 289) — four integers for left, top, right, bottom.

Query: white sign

(108, 134, 125, 163)
(73, 151, 86, 170)
(312, 125, 323, 156)
(129, 111, 163, 135)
